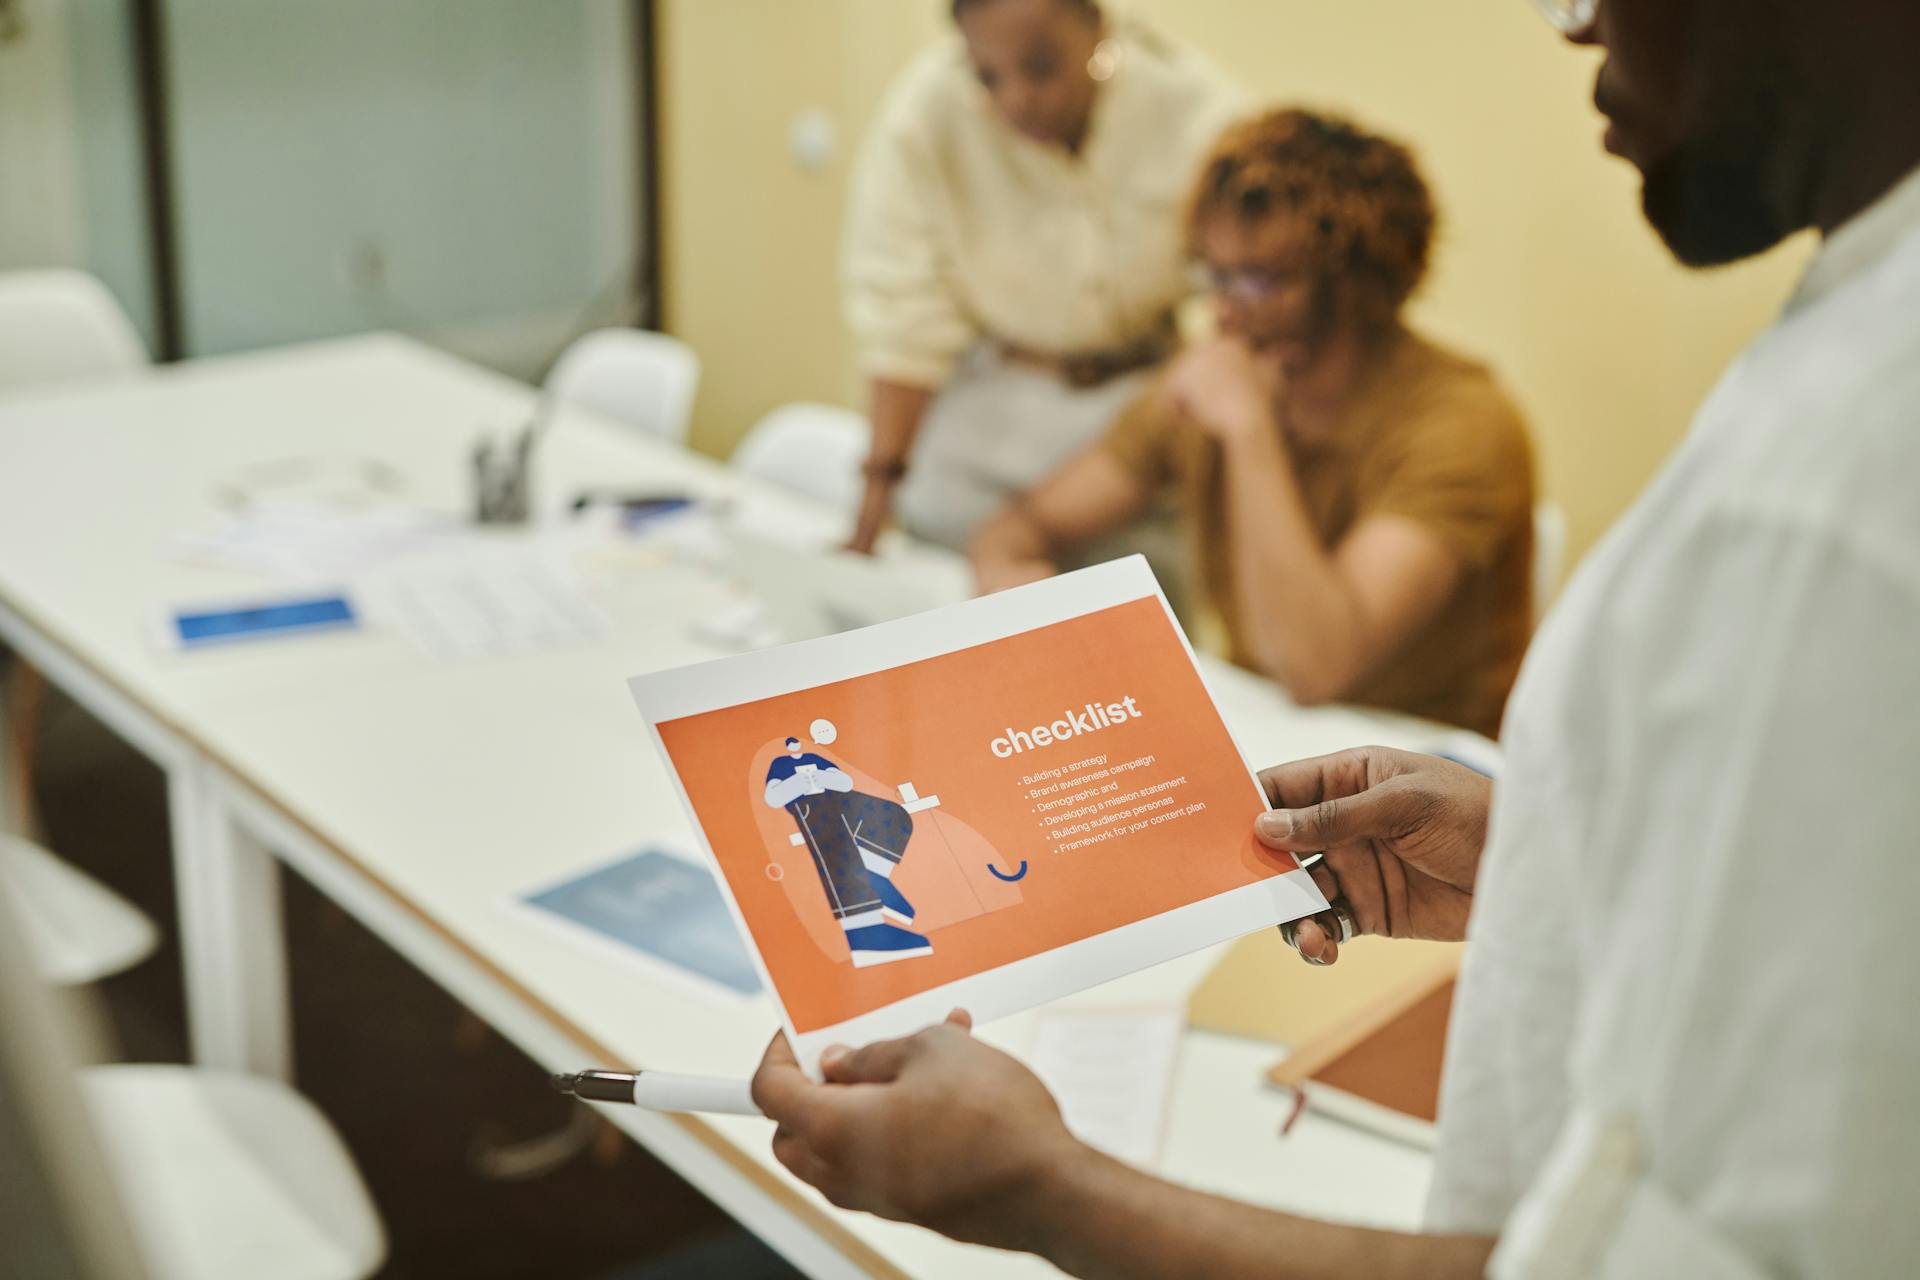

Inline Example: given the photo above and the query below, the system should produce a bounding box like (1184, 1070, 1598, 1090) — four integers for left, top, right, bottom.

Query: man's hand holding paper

(1253, 747, 1491, 966)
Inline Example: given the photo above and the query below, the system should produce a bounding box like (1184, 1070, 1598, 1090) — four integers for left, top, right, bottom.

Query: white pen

(550, 1069, 762, 1117)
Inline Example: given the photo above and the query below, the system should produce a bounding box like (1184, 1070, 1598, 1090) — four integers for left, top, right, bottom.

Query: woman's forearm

(1222, 425, 1372, 702)
(849, 378, 936, 553)
(969, 499, 1055, 564)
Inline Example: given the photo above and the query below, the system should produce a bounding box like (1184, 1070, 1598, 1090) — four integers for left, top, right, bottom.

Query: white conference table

(0, 334, 1468, 1279)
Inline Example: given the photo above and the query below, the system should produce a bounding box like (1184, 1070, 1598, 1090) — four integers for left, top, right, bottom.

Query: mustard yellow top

(1104, 328, 1538, 738)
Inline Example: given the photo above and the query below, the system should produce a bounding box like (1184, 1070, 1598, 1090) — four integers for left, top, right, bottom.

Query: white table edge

(0, 530, 904, 1280)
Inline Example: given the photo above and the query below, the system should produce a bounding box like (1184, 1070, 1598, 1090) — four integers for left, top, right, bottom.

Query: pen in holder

(472, 418, 538, 525)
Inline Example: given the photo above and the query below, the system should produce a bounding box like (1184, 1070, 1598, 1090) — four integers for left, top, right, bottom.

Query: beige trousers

(897, 344, 1191, 613)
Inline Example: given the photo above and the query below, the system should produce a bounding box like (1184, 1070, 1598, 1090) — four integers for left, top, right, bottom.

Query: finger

(1366, 841, 1414, 938)
(1294, 913, 1350, 966)
(820, 1031, 922, 1085)
(1291, 852, 1388, 943)
(1256, 749, 1375, 811)
(1316, 844, 1392, 938)
(945, 1008, 974, 1032)
(771, 1124, 835, 1192)
(1224, 333, 1262, 366)
(1256, 776, 1422, 854)
(750, 1030, 817, 1123)
(1306, 861, 1339, 902)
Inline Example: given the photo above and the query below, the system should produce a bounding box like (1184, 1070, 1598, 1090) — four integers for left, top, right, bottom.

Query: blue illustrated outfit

(764, 752, 841, 788)
(763, 748, 931, 967)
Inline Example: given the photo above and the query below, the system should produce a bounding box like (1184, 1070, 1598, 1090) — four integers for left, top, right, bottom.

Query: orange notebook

(1188, 931, 1460, 1147)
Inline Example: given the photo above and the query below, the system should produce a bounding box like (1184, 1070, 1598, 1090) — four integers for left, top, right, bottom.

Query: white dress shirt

(1428, 163, 1920, 1277)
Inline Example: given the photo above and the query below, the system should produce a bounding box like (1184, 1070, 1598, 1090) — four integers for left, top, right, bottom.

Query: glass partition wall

(0, 0, 657, 378)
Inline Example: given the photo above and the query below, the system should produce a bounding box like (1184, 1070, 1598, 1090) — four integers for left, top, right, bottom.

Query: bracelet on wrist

(862, 457, 909, 482)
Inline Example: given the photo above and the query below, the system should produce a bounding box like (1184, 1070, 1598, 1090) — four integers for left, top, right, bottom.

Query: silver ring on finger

(1328, 896, 1358, 944)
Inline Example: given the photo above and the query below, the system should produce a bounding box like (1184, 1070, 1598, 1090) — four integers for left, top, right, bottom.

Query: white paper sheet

(168, 505, 446, 581)
(362, 542, 607, 661)
(1030, 1007, 1185, 1168)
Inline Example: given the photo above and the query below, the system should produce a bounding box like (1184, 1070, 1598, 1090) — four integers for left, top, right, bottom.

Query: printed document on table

(514, 846, 762, 999)
(169, 506, 446, 580)
(361, 540, 607, 661)
(1031, 1007, 1185, 1167)
(628, 556, 1327, 1076)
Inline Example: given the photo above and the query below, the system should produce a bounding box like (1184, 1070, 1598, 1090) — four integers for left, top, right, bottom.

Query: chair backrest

(0, 270, 149, 392)
(0, 835, 160, 987)
(543, 327, 699, 445)
(730, 402, 870, 513)
(0, 893, 151, 1280)
(1532, 500, 1568, 628)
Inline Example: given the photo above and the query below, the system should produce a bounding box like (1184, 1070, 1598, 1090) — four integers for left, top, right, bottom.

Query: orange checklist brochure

(628, 556, 1329, 1076)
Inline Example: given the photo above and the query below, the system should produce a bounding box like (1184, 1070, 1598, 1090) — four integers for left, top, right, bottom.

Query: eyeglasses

(1533, 0, 1598, 34)
(1188, 261, 1307, 304)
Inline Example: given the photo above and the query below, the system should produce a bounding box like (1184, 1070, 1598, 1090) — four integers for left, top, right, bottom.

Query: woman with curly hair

(842, 0, 1242, 560)
(972, 107, 1537, 737)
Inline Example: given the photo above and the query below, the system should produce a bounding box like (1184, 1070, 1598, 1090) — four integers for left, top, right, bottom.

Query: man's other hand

(750, 1010, 1085, 1252)
(1255, 747, 1491, 965)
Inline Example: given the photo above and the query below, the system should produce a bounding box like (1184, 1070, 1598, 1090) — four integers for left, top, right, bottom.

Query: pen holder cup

(472, 433, 533, 525)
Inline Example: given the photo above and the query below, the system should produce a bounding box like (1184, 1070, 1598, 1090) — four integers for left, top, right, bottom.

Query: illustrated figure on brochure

(763, 736, 930, 966)
(752, 725, 1029, 967)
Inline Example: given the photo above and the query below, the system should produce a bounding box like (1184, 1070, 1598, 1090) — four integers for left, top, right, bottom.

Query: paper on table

(1030, 1007, 1185, 1168)
(168, 504, 447, 581)
(360, 540, 607, 661)
(515, 847, 761, 998)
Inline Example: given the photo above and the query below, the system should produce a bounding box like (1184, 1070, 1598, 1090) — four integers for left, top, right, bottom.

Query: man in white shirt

(749, 0, 1920, 1274)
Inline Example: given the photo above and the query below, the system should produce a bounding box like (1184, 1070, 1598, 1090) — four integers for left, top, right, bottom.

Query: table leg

(168, 760, 293, 1080)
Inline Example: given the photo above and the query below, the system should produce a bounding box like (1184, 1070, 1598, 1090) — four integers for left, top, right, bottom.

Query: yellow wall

(657, 0, 938, 459)
(659, 0, 1810, 568)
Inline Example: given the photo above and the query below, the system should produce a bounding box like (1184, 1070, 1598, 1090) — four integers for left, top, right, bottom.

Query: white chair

(0, 271, 150, 844)
(0, 833, 159, 987)
(1533, 500, 1568, 627)
(0, 269, 149, 391)
(0, 895, 152, 1280)
(731, 402, 870, 512)
(0, 677, 160, 1065)
(84, 1066, 387, 1280)
(543, 327, 699, 445)
(0, 270, 386, 1280)
(0, 871, 387, 1280)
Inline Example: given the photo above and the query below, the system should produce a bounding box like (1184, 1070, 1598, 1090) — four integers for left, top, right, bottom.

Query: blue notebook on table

(520, 848, 761, 996)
